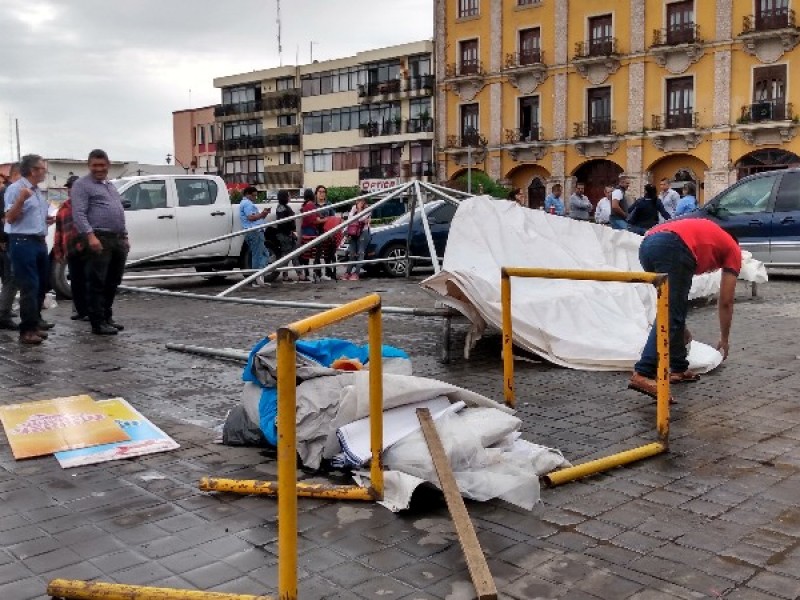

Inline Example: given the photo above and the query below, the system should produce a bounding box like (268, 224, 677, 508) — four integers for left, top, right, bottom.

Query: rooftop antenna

(276, 0, 283, 66)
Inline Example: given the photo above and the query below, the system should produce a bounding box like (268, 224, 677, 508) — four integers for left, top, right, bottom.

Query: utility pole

(276, 0, 283, 66)
(310, 41, 318, 63)
(15, 119, 20, 161)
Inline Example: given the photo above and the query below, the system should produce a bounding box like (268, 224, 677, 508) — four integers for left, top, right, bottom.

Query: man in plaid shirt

(53, 175, 88, 320)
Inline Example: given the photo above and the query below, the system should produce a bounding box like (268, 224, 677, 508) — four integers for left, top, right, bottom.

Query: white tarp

(421, 197, 767, 372)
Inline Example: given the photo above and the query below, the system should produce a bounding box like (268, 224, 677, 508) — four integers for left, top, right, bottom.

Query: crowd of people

(0, 150, 128, 344)
(508, 175, 700, 233)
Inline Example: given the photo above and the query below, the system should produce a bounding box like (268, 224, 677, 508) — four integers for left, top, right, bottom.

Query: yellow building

(435, 0, 800, 206)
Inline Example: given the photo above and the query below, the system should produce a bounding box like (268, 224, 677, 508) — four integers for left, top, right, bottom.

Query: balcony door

(460, 40, 479, 75)
(756, 0, 790, 30)
(588, 15, 613, 56)
(666, 1, 694, 44)
(461, 103, 480, 144)
(587, 87, 611, 135)
(666, 77, 694, 129)
(519, 97, 540, 141)
(753, 65, 787, 120)
(519, 28, 541, 65)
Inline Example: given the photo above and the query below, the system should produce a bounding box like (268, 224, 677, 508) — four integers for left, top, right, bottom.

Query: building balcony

(650, 25, 704, 74)
(443, 61, 485, 102)
(503, 127, 548, 162)
(223, 172, 266, 185)
(444, 130, 488, 166)
(572, 119, 619, 158)
(263, 132, 301, 150)
(408, 162, 434, 178)
(503, 50, 547, 94)
(356, 76, 433, 103)
(736, 102, 798, 146)
(648, 113, 703, 152)
(214, 100, 265, 121)
(740, 9, 800, 62)
(218, 136, 268, 153)
(359, 120, 404, 138)
(406, 117, 434, 134)
(572, 38, 620, 84)
(359, 165, 400, 180)
(262, 91, 300, 116)
(264, 164, 302, 186)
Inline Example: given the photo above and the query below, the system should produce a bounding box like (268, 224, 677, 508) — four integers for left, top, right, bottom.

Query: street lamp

(462, 128, 487, 195)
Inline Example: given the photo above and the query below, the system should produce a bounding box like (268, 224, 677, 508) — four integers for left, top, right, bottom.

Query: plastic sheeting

(421, 197, 767, 371)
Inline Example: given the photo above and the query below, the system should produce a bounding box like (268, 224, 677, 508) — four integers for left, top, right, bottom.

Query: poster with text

(0, 395, 129, 459)
(55, 398, 179, 468)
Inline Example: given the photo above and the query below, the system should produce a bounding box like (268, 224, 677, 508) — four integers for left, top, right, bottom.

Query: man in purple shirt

(71, 149, 129, 335)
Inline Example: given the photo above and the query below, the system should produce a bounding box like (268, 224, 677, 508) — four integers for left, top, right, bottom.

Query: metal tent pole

(404, 184, 417, 279)
(414, 181, 441, 275)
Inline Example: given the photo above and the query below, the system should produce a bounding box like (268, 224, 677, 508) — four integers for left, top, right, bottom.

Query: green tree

(450, 171, 510, 199)
(325, 186, 361, 204)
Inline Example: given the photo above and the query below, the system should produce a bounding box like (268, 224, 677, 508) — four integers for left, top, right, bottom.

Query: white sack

(422, 197, 764, 371)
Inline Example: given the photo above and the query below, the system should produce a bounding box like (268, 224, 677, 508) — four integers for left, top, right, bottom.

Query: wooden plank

(416, 408, 498, 600)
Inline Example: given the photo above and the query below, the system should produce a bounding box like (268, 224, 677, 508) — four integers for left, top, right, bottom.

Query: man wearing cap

(3, 154, 54, 344)
(71, 149, 129, 335)
(53, 175, 88, 320)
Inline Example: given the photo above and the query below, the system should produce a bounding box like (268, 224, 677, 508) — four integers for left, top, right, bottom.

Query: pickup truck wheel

(380, 243, 412, 278)
(51, 259, 73, 299)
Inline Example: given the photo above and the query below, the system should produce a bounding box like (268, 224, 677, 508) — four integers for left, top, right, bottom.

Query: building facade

(436, 0, 800, 206)
(213, 40, 434, 192)
(172, 106, 219, 174)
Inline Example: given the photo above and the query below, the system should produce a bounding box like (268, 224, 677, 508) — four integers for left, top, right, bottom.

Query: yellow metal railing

(501, 267, 670, 486)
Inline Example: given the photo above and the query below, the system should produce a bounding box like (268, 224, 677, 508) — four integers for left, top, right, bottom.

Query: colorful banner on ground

(0, 395, 130, 459)
(55, 398, 179, 468)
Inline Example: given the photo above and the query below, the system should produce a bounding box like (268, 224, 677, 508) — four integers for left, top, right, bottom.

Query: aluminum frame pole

(420, 181, 466, 207)
(404, 185, 417, 279)
(414, 181, 441, 275)
(219, 182, 413, 296)
(425, 182, 475, 198)
(126, 185, 398, 268)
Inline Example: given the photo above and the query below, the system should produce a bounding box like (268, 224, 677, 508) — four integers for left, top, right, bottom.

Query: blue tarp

(243, 338, 409, 446)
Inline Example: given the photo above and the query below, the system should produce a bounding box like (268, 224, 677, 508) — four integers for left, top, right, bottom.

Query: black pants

(67, 254, 88, 317)
(314, 239, 337, 279)
(84, 233, 127, 327)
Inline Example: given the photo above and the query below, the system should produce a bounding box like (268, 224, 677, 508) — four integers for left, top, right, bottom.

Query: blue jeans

(634, 232, 697, 378)
(346, 230, 370, 275)
(8, 236, 48, 333)
(245, 231, 269, 270)
(609, 216, 628, 230)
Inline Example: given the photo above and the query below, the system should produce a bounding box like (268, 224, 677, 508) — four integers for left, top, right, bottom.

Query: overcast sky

(0, 0, 432, 165)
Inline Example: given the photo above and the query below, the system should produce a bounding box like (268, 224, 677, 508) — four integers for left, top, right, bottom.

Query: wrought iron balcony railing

(359, 165, 400, 179)
(359, 120, 404, 138)
(739, 101, 794, 123)
(743, 7, 796, 33)
(504, 49, 544, 69)
(406, 117, 434, 134)
(651, 111, 699, 130)
(445, 60, 484, 78)
(504, 127, 543, 143)
(573, 119, 616, 137)
(214, 100, 263, 118)
(652, 23, 701, 46)
(446, 130, 487, 148)
(574, 37, 617, 59)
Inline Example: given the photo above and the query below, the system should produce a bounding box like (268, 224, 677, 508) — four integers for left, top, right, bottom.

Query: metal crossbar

(500, 267, 671, 486)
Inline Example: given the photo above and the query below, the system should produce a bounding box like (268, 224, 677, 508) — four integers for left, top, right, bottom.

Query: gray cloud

(0, 0, 432, 164)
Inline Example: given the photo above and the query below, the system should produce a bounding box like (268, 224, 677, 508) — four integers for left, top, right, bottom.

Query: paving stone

(747, 571, 800, 599)
(181, 561, 244, 589)
(352, 574, 416, 599)
(0, 576, 45, 600)
(393, 560, 452, 589)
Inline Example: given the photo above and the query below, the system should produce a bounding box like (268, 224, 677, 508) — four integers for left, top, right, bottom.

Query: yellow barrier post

(500, 267, 670, 486)
(368, 302, 385, 496)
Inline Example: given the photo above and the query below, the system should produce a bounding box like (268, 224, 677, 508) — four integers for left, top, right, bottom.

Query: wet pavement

(1, 272, 799, 599)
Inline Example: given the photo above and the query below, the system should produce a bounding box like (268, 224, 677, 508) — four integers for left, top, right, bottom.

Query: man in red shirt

(629, 218, 741, 398)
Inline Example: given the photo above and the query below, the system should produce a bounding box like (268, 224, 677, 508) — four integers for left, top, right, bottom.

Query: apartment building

(213, 40, 434, 191)
(172, 106, 219, 174)
(435, 0, 800, 206)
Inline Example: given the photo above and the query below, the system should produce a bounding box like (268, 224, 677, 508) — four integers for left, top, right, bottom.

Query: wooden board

(417, 408, 498, 600)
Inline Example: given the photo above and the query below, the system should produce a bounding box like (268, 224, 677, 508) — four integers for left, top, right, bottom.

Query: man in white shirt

(658, 178, 680, 219)
(609, 176, 630, 230)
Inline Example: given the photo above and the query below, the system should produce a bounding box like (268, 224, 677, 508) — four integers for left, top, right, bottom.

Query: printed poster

(0, 395, 129, 459)
(55, 398, 179, 468)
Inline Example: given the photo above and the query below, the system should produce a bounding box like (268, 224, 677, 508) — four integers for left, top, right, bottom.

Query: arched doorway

(572, 159, 624, 203)
(646, 153, 709, 203)
(527, 178, 546, 209)
(735, 149, 800, 179)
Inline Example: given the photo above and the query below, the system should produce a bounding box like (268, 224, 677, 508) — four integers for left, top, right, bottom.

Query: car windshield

(390, 202, 441, 226)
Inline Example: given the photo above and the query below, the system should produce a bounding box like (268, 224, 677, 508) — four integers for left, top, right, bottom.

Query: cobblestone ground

(1, 272, 799, 599)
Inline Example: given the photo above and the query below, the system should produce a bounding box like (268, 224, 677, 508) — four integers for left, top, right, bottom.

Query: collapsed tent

(421, 197, 768, 371)
(222, 337, 569, 510)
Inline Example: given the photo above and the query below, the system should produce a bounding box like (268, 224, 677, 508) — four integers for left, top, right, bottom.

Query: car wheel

(380, 243, 412, 278)
(51, 259, 72, 299)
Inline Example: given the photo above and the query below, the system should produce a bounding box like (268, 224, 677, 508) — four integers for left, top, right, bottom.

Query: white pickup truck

(51, 174, 290, 297)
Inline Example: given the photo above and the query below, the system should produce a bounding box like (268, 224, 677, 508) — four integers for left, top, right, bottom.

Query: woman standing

(298, 188, 317, 282)
(312, 185, 337, 281)
(626, 183, 671, 235)
(344, 196, 371, 281)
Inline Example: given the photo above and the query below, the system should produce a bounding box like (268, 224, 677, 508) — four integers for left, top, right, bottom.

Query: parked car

(338, 200, 458, 277)
(676, 168, 800, 265)
(49, 174, 299, 297)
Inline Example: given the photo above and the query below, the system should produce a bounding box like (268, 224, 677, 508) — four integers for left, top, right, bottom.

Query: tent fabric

(421, 197, 767, 372)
